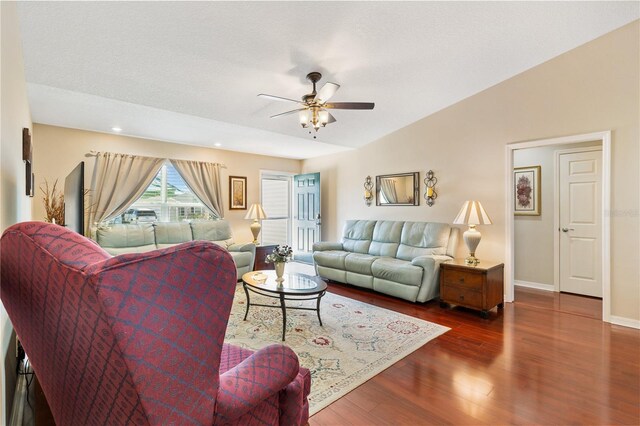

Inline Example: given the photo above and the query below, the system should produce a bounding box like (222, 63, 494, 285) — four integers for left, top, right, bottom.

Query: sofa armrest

(410, 255, 451, 269)
(411, 255, 453, 302)
(312, 241, 344, 252)
(227, 242, 257, 254)
(216, 344, 300, 423)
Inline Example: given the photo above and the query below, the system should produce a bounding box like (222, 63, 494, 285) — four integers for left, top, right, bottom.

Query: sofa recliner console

(313, 220, 459, 302)
(94, 220, 255, 279)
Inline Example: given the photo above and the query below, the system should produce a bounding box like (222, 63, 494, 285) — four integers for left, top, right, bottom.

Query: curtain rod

(85, 150, 227, 168)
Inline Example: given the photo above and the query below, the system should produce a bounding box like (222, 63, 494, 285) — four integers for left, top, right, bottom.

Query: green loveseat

(312, 220, 459, 302)
(94, 220, 255, 279)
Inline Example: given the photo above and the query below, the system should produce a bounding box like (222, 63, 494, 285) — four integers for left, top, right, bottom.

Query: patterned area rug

(224, 283, 449, 415)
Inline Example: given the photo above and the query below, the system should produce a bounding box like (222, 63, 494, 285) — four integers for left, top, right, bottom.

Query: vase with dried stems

(40, 179, 64, 225)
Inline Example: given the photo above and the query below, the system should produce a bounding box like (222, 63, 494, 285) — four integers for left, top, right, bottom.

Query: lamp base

(465, 254, 479, 266)
(249, 220, 261, 245)
(463, 225, 482, 265)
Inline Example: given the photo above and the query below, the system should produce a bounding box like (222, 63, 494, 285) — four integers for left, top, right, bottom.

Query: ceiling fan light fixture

(299, 109, 310, 128)
(259, 71, 374, 136)
(318, 109, 329, 127)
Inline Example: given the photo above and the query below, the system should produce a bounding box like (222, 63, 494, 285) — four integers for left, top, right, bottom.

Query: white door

(559, 150, 602, 297)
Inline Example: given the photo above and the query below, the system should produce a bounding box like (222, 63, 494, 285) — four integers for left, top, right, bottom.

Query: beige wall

(1, 2, 33, 423)
(513, 141, 601, 286)
(303, 21, 640, 322)
(32, 124, 302, 243)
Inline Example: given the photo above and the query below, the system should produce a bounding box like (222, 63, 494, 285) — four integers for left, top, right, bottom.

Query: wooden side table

(253, 244, 277, 271)
(439, 259, 504, 318)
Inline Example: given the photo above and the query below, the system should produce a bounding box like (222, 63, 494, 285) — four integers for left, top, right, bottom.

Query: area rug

(224, 284, 450, 415)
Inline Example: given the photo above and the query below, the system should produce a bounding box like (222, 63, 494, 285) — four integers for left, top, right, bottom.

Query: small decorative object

(229, 176, 247, 210)
(514, 166, 541, 216)
(265, 245, 293, 284)
(453, 200, 492, 265)
(23, 128, 34, 197)
(424, 170, 437, 207)
(363, 176, 374, 206)
(40, 179, 65, 225)
(244, 203, 268, 244)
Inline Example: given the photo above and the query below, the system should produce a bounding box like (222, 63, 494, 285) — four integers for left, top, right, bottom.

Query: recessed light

(111, 127, 122, 132)
(214, 143, 222, 147)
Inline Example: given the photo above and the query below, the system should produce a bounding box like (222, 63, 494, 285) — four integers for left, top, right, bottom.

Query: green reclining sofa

(93, 220, 255, 279)
(312, 220, 459, 302)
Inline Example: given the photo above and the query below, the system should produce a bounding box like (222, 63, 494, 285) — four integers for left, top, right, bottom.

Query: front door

(293, 172, 321, 261)
(559, 149, 602, 297)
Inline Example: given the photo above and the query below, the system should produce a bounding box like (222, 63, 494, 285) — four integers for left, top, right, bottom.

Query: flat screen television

(64, 161, 85, 235)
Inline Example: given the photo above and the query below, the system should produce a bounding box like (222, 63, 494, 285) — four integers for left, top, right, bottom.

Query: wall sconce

(364, 176, 374, 206)
(424, 170, 437, 207)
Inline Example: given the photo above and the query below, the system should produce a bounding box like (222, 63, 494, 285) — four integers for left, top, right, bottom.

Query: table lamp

(244, 203, 268, 244)
(453, 200, 492, 265)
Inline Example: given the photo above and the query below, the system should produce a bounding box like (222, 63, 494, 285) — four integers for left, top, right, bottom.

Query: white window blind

(261, 176, 290, 245)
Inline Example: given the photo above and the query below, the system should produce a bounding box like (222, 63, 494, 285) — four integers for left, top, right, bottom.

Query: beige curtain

(380, 178, 398, 203)
(87, 152, 165, 234)
(170, 159, 224, 218)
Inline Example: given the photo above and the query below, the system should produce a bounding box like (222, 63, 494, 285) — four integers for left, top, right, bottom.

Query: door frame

(553, 146, 603, 293)
(504, 131, 611, 322)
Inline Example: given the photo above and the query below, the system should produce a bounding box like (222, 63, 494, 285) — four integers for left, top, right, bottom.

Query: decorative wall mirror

(376, 172, 419, 206)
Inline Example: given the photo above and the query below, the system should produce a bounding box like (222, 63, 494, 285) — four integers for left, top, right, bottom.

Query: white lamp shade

(453, 200, 492, 225)
(318, 109, 329, 125)
(244, 203, 268, 220)
(298, 110, 310, 126)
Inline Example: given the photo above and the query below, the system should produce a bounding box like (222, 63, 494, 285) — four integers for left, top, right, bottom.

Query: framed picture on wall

(229, 176, 247, 210)
(514, 166, 541, 216)
(23, 128, 34, 197)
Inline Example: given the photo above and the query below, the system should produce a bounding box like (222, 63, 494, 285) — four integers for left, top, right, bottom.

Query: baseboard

(514, 280, 555, 292)
(609, 315, 640, 330)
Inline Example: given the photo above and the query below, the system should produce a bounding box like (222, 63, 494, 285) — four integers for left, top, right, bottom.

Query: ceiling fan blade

(325, 102, 375, 110)
(270, 108, 306, 119)
(314, 82, 340, 103)
(258, 94, 303, 104)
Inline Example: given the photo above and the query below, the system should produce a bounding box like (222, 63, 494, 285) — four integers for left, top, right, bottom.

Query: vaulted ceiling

(18, 2, 639, 159)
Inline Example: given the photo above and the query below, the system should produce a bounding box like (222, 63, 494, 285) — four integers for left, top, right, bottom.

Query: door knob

(561, 227, 575, 232)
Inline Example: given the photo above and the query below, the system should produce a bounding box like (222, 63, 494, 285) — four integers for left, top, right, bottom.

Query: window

(260, 172, 292, 245)
(118, 162, 213, 223)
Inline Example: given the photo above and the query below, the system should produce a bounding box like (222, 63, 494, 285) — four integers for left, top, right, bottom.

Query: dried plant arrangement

(40, 179, 65, 225)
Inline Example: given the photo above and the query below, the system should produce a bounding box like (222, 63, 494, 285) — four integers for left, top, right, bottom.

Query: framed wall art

(514, 166, 541, 216)
(23, 128, 34, 197)
(229, 176, 247, 210)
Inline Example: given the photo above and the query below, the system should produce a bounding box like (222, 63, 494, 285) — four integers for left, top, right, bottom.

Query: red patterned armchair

(1, 222, 310, 425)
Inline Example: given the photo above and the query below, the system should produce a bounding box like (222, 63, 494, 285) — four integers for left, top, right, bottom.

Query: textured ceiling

(18, 1, 639, 159)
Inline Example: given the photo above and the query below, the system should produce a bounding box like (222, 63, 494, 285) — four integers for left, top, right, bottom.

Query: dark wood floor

(310, 284, 640, 425)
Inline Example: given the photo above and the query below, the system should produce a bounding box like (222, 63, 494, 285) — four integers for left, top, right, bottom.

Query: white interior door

(559, 150, 602, 297)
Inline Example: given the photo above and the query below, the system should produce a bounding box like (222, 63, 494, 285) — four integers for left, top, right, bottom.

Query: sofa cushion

(342, 220, 376, 254)
(229, 251, 253, 269)
(371, 258, 423, 286)
(191, 221, 233, 247)
(345, 253, 377, 275)
(313, 250, 349, 270)
(96, 223, 156, 253)
(396, 222, 451, 260)
(368, 220, 403, 257)
(154, 222, 193, 249)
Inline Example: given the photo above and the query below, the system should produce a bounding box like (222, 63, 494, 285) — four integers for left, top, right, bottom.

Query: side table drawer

(442, 269, 483, 290)
(442, 285, 483, 308)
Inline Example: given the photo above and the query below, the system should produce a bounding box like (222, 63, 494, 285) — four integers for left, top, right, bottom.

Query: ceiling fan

(258, 72, 375, 136)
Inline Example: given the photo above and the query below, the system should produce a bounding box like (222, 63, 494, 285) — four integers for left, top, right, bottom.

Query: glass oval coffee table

(241, 270, 328, 341)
